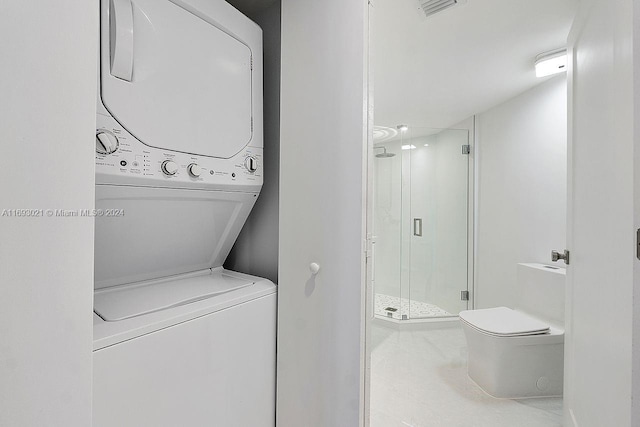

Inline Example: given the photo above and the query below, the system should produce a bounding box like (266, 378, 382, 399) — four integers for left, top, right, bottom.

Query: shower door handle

(413, 218, 422, 237)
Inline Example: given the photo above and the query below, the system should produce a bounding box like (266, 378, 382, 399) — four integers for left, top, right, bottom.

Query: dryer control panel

(95, 113, 263, 192)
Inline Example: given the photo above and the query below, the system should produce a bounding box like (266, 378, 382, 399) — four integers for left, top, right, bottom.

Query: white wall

(0, 2, 97, 426)
(277, 0, 367, 425)
(475, 75, 567, 309)
(226, 1, 280, 284)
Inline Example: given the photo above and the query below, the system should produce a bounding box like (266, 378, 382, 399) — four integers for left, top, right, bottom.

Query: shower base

(374, 293, 452, 319)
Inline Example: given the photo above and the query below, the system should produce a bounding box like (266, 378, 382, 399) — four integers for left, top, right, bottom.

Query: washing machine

(92, 1, 276, 426)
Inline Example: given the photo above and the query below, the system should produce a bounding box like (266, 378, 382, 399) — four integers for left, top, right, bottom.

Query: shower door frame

(404, 123, 476, 320)
(370, 121, 476, 322)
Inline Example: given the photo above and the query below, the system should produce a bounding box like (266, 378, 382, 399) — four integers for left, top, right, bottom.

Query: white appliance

(92, 1, 276, 426)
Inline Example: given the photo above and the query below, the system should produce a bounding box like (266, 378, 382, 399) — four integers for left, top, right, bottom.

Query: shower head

(376, 152, 396, 158)
(374, 147, 396, 158)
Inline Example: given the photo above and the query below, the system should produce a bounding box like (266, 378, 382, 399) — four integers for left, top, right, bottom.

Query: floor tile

(369, 322, 563, 427)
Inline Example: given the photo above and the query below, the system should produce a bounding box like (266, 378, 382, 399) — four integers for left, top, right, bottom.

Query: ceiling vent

(417, 0, 459, 18)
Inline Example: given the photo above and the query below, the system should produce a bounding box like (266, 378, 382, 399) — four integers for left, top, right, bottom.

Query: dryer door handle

(109, 0, 134, 81)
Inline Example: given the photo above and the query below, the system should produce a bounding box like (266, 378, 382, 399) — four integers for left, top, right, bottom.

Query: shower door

(372, 125, 470, 320)
(406, 127, 470, 318)
(371, 131, 403, 319)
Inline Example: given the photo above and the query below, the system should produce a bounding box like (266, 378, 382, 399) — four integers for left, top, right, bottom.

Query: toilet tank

(514, 263, 566, 328)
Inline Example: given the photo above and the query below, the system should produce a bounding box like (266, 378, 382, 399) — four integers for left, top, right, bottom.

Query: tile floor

(369, 321, 563, 427)
(375, 294, 452, 319)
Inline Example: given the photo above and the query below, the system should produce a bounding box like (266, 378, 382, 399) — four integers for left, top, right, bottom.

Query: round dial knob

(96, 131, 119, 155)
(161, 160, 179, 176)
(188, 163, 202, 177)
(245, 156, 258, 173)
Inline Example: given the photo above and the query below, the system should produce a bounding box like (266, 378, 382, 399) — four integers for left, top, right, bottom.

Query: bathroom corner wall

(225, 1, 281, 284)
(475, 75, 567, 309)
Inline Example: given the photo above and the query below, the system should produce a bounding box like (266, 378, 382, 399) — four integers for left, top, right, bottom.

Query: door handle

(551, 249, 570, 265)
(309, 263, 320, 275)
(413, 218, 422, 237)
(110, 0, 134, 81)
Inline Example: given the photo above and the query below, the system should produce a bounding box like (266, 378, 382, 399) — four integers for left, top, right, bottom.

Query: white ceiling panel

(373, 0, 578, 128)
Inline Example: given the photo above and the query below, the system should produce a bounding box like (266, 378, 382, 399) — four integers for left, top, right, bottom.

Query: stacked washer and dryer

(92, 0, 276, 425)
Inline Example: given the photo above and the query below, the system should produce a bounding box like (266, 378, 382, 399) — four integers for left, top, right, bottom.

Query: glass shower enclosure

(372, 125, 471, 320)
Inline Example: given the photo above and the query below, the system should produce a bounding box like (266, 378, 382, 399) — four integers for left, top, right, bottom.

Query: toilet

(459, 263, 566, 398)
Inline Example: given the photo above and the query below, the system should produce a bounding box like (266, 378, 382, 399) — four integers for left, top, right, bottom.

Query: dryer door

(100, 0, 255, 159)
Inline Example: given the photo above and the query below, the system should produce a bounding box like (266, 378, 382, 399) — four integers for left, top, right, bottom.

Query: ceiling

(373, 0, 578, 129)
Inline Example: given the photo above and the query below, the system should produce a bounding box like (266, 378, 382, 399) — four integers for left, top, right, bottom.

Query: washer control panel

(95, 114, 263, 190)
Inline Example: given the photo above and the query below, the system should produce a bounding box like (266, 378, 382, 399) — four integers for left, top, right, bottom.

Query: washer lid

(94, 269, 255, 321)
(100, 0, 255, 158)
(94, 185, 258, 289)
(459, 307, 550, 336)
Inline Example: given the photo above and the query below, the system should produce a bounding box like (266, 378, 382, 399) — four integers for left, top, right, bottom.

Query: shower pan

(372, 125, 472, 321)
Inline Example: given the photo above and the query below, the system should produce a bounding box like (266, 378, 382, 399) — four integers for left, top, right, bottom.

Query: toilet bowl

(460, 263, 566, 398)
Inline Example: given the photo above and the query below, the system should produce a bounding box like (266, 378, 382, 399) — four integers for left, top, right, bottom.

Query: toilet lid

(459, 307, 550, 336)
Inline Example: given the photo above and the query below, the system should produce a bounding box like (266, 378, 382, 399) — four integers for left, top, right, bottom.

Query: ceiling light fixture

(535, 48, 567, 78)
(402, 145, 416, 150)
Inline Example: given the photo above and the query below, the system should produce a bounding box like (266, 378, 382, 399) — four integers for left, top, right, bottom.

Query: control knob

(95, 131, 119, 155)
(161, 160, 179, 176)
(245, 156, 258, 173)
(188, 163, 202, 177)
